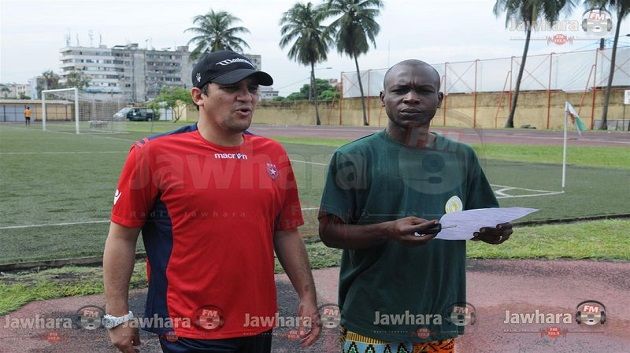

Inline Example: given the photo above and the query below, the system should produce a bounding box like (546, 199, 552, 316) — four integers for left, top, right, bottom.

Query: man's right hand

(384, 217, 438, 246)
(108, 324, 140, 353)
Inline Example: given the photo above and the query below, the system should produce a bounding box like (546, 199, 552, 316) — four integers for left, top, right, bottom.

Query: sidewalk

(1, 260, 629, 353)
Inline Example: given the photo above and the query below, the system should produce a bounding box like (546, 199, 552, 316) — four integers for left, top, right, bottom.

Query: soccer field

(1, 123, 628, 265)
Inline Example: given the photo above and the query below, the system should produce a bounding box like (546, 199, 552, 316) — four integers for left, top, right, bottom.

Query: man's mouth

(400, 109, 422, 114)
(235, 107, 252, 114)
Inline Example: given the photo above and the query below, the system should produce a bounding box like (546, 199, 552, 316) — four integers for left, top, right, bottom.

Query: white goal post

(41, 87, 129, 134)
(42, 87, 80, 134)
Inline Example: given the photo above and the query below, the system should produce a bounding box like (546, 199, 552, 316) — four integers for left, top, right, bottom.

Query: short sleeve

(110, 144, 158, 228)
(464, 150, 498, 210)
(275, 152, 304, 231)
(319, 150, 367, 223)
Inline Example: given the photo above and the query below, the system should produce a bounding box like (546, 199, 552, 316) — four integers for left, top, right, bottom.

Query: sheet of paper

(435, 207, 538, 240)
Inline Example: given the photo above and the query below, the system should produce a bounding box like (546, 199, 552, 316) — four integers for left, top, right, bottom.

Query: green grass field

(1, 123, 629, 265)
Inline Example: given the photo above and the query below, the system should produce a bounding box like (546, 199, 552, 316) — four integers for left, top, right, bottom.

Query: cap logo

(196, 73, 201, 83)
(216, 58, 253, 68)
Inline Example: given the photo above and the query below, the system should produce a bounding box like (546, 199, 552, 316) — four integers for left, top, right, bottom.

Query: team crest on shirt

(445, 195, 463, 213)
(266, 162, 279, 180)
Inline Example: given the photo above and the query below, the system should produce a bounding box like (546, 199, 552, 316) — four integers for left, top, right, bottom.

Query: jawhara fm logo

(445, 302, 476, 327)
(575, 300, 606, 326)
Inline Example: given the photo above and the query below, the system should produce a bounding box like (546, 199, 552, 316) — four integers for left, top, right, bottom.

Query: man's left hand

(471, 222, 513, 244)
(296, 298, 321, 347)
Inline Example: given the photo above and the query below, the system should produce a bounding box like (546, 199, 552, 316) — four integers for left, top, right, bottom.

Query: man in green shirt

(318, 59, 513, 353)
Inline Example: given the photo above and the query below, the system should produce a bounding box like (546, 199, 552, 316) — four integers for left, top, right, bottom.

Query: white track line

(495, 191, 565, 199)
(291, 159, 328, 166)
(0, 207, 321, 229)
(491, 184, 565, 199)
(38, 128, 138, 142)
(0, 220, 110, 230)
(492, 184, 560, 193)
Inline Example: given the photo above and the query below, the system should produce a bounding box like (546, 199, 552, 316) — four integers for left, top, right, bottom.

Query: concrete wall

(0, 99, 127, 122)
(0, 100, 45, 122)
(248, 88, 629, 130)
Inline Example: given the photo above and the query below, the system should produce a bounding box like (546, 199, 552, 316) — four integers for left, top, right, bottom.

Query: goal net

(42, 88, 129, 134)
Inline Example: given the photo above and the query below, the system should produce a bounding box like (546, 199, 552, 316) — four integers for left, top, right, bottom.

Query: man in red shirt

(103, 50, 321, 353)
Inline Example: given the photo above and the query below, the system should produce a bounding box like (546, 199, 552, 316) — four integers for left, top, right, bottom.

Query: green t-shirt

(319, 130, 498, 343)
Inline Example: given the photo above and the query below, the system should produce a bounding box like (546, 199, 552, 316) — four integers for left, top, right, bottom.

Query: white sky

(1, 0, 629, 96)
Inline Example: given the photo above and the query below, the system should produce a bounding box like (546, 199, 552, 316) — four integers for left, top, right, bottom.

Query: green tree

(285, 91, 308, 101)
(324, 0, 384, 126)
(0, 85, 10, 98)
(36, 70, 62, 98)
(280, 2, 333, 125)
(186, 9, 250, 60)
(319, 88, 340, 102)
(298, 78, 336, 98)
(152, 86, 193, 122)
(64, 70, 91, 89)
(586, 0, 630, 130)
(285, 79, 339, 102)
(494, 0, 575, 128)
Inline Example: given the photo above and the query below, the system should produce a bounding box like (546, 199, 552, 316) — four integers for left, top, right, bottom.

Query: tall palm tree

(324, 0, 384, 126)
(586, 0, 630, 130)
(494, 0, 574, 128)
(186, 10, 250, 60)
(37, 70, 61, 98)
(280, 2, 333, 125)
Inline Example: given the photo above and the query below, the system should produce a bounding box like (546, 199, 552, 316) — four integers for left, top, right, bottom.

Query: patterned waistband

(342, 329, 455, 353)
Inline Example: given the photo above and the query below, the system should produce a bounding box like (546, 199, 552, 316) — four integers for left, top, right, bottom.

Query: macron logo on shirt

(214, 153, 248, 160)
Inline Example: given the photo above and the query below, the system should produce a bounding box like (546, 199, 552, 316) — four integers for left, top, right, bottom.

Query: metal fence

(342, 46, 630, 97)
(339, 46, 630, 129)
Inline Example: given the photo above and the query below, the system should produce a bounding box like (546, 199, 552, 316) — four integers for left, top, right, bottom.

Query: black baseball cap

(192, 50, 273, 88)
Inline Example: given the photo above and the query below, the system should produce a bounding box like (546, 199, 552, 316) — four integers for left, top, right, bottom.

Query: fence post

(339, 72, 343, 126)
(546, 53, 553, 129)
(443, 62, 448, 126)
(367, 70, 371, 126)
(473, 59, 478, 128)
(590, 48, 599, 129)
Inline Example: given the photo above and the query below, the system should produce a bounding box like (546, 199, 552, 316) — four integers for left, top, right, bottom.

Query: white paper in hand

(435, 207, 538, 240)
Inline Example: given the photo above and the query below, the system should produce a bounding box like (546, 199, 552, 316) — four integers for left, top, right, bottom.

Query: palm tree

(324, 0, 384, 126)
(586, 0, 630, 130)
(494, 0, 575, 128)
(64, 70, 91, 89)
(37, 70, 62, 98)
(186, 10, 250, 60)
(280, 2, 333, 125)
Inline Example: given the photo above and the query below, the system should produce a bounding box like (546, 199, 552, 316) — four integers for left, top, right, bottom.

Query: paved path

(1, 259, 629, 353)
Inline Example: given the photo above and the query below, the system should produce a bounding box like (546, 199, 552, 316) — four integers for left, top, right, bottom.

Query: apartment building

(59, 45, 269, 102)
(60, 44, 192, 102)
(0, 82, 29, 98)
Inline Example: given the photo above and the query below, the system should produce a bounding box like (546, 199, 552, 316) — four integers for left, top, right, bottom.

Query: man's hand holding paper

(435, 207, 538, 241)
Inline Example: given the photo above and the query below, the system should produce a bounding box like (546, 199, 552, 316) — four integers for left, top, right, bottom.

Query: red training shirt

(111, 124, 304, 339)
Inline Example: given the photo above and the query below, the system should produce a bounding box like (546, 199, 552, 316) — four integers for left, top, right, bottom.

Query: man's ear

(437, 92, 444, 108)
(191, 87, 204, 106)
(380, 90, 385, 107)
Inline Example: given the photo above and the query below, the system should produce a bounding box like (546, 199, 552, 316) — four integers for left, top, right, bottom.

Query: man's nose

(235, 87, 254, 101)
(402, 90, 420, 103)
